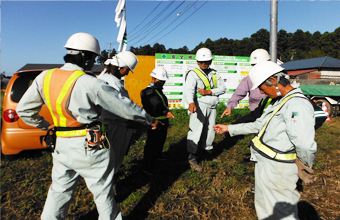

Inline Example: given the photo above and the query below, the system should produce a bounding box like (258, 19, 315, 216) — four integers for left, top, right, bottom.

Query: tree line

(98, 27, 340, 64)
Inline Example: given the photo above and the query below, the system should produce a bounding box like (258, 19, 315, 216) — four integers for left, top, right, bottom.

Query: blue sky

(1, 0, 340, 76)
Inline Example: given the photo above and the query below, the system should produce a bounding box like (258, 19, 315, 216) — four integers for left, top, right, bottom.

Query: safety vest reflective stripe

(43, 69, 85, 128)
(262, 98, 272, 114)
(151, 90, 168, 120)
(192, 68, 217, 98)
(56, 70, 85, 127)
(44, 69, 58, 126)
(251, 136, 297, 161)
(192, 68, 217, 90)
(155, 90, 168, 109)
(251, 93, 305, 162)
(153, 116, 168, 120)
(56, 129, 87, 137)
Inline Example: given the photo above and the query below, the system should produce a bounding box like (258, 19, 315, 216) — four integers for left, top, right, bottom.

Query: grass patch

(1, 106, 339, 219)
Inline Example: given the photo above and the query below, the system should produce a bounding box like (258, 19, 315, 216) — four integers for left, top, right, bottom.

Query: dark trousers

(143, 119, 169, 169)
(105, 121, 137, 173)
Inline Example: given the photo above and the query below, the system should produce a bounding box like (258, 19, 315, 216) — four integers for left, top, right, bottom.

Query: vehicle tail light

(3, 109, 20, 123)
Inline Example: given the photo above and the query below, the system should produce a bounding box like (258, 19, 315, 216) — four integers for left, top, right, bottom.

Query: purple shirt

(227, 76, 266, 111)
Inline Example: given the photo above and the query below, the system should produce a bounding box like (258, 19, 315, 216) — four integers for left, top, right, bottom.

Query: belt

(55, 124, 88, 138)
(56, 129, 87, 137)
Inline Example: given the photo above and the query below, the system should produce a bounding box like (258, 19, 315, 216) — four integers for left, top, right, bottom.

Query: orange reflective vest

(43, 68, 86, 137)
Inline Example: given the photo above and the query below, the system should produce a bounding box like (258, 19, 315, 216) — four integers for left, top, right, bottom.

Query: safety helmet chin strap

(275, 73, 282, 97)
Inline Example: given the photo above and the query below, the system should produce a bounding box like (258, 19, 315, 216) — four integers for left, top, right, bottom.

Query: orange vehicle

(1, 69, 53, 155)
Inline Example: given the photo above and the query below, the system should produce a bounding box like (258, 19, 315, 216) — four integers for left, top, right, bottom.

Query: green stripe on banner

(164, 92, 183, 95)
(165, 83, 183, 86)
(213, 62, 238, 66)
(168, 74, 183, 77)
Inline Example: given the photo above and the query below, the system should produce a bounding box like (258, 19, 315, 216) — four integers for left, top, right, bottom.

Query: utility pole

(270, 0, 278, 63)
(107, 43, 114, 58)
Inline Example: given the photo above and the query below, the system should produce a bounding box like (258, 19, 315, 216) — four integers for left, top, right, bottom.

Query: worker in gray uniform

(16, 32, 158, 220)
(214, 61, 317, 219)
(184, 47, 226, 171)
(98, 51, 140, 174)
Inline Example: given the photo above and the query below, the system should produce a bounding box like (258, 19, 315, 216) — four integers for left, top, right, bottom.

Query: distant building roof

(281, 56, 340, 71)
(287, 69, 318, 76)
(18, 64, 105, 75)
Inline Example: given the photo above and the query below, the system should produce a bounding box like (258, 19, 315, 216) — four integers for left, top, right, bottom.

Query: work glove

(295, 157, 314, 184)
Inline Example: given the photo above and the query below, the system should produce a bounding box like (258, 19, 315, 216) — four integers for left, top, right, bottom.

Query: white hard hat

(64, 32, 101, 55)
(249, 49, 270, 65)
(249, 61, 285, 90)
(150, 67, 168, 81)
(115, 51, 138, 73)
(196, 48, 213, 61)
(104, 59, 112, 65)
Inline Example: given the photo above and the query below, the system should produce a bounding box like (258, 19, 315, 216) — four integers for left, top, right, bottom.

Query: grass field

(1, 106, 339, 220)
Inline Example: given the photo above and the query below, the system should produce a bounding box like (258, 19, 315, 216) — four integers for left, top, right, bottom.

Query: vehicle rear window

(11, 71, 42, 103)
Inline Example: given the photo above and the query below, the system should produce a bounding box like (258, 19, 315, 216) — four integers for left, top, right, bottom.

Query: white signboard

(155, 53, 251, 109)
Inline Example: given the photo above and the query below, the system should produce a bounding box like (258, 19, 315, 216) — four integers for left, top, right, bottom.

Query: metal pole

(270, 0, 278, 63)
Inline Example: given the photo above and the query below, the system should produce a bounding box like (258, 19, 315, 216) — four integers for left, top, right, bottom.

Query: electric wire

(139, 0, 197, 46)
(152, 1, 208, 46)
(129, 1, 164, 35)
(129, 1, 175, 39)
(130, 1, 186, 44)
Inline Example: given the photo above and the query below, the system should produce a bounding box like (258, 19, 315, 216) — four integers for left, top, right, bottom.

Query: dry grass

(1, 112, 340, 220)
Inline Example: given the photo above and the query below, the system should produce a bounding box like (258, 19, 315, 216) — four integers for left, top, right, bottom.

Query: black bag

(43, 128, 56, 151)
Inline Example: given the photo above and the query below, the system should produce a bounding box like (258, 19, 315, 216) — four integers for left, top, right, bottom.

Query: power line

(130, 1, 186, 45)
(129, 1, 164, 35)
(152, 1, 208, 46)
(129, 1, 175, 39)
(139, 1, 197, 46)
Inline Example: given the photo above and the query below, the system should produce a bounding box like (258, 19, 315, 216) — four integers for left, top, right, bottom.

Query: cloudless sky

(1, 0, 340, 76)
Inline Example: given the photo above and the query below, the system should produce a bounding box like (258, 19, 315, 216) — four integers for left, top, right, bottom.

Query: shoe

(250, 186, 255, 193)
(188, 156, 202, 172)
(212, 158, 221, 163)
(205, 150, 221, 162)
(189, 160, 202, 171)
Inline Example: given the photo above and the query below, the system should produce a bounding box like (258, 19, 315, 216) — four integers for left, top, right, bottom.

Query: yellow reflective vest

(43, 68, 86, 137)
(189, 68, 217, 98)
(250, 93, 306, 163)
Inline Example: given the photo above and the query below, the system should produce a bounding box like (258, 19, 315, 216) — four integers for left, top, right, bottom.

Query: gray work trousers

(187, 102, 216, 155)
(254, 160, 300, 220)
(41, 136, 122, 220)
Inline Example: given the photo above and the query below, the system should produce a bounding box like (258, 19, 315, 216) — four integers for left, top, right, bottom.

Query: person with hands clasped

(141, 67, 174, 175)
(214, 61, 317, 220)
(184, 48, 226, 171)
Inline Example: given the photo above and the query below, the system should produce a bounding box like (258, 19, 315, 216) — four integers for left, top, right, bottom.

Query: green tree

(250, 28, 270, 51)
(97, 49, 117, 64)
(152, 43, 167, 53)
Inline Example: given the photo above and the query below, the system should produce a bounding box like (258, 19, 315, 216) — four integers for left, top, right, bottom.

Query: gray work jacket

(184, 67, 226, 108)
(16, 63, 153, 130)
(229, 88, 317, 167)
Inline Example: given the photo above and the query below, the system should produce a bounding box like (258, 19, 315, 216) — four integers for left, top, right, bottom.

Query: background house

(281, 56, 340, 80)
